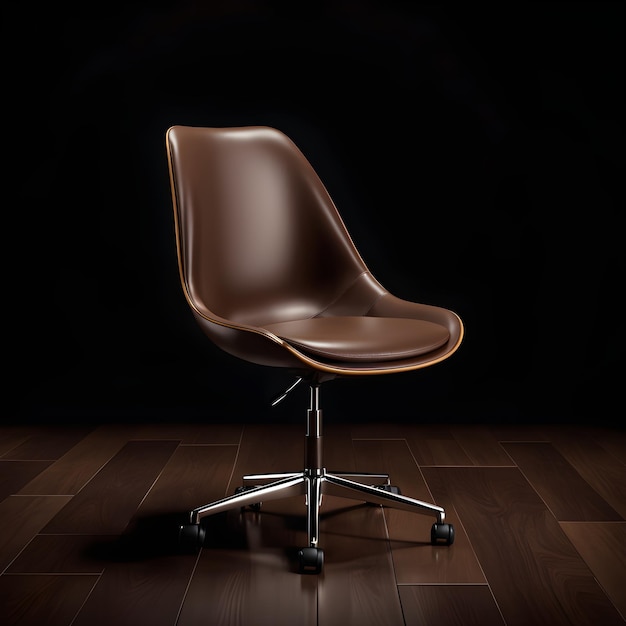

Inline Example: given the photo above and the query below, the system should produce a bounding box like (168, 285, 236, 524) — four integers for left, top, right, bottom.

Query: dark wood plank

(234, 423, 305, 478)
(0, 428, 37, 457)
(0, 495, 72, 572)
(132, 443, 239, 514)
(543, 431, 626, 519)
(502, 442, 623, 521)
(561, 521, 626, 620)
(424, 466, 624, 625)
(317, 506, 405, 626)
(404, 425, 473, 466)
(349, 422, 411, 439)
(324, 423, 359, 473)
(185, 423, 244, 444)
(18, 424, 138, 496)
(70, 444, 241, 626)
(399, 584, 505, 625)
(588, 427, 626, 464)
(5, 534, 114, 574)
(0, 574, 99, 626)
(42, 440, 179, 534)
(488, 424, 549, 441)
(178, 547, 318, 626)
(72, 554, 198, 626)
(2, 426, 95, 461)
(450, 425, 515, 466)
(353, 439, 484, 584)
(131, 422, 243, 444)
(0, 460, 53, 502)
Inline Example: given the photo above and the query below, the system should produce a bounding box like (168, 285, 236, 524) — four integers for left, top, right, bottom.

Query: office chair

(165, 125, 464, 574)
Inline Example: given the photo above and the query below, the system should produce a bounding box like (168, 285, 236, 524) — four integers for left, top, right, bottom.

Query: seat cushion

(263, 316, 450, 362)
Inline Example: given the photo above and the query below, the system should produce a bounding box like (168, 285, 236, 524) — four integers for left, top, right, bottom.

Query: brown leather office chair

(165, 125, 464, 574)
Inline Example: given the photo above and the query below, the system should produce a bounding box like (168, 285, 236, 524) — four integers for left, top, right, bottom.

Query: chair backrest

(166, 125, 369, 328)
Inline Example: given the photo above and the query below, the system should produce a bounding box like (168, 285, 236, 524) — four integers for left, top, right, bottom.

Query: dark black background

(7, 1, 623, 426)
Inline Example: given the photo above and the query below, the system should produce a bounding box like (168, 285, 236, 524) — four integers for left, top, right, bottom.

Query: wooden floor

(1, 420, 625, 626)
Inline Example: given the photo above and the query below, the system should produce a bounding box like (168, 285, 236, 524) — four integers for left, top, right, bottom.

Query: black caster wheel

(431, 523, 454, 546)
(377, 484, 401, 494)
(178, 523, 206, 552)
(234, 485, 262, 511)
(298, 547, 324, 574)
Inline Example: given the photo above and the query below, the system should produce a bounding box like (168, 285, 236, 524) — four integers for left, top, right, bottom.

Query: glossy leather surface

(166, 125, 463, 375)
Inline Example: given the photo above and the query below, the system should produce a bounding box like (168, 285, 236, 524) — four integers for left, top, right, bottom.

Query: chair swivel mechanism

(165, 125, 464, 574)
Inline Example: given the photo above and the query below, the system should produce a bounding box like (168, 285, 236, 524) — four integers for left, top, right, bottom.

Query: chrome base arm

(190, 468, 445, 542)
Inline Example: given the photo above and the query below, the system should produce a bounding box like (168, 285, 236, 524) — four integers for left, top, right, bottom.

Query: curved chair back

(166, 125, 463, 375)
